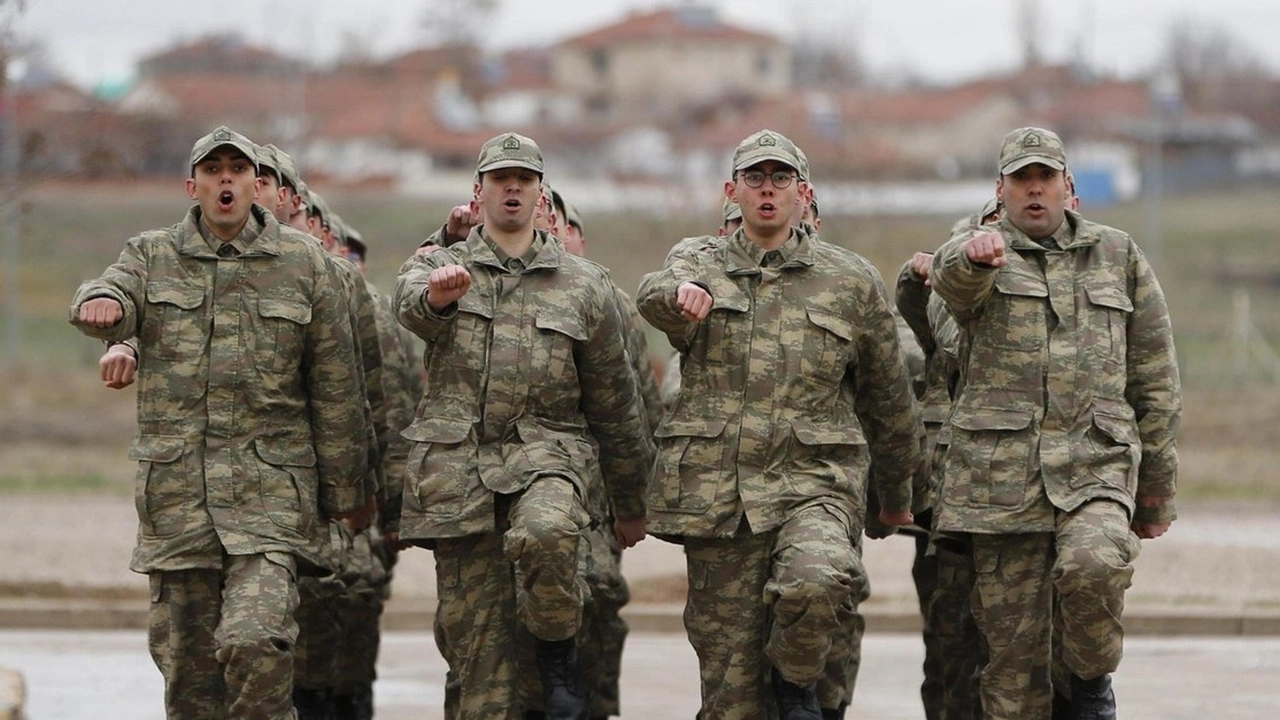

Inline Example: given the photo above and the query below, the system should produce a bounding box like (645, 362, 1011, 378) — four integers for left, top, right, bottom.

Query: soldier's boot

(535, 638, 588, 720)
(1052, 690, 1074, 719)
(821, 704, 847, 720)
(330, 691, 359, 720)
(1069, 674, 1116, 720)
(293, 687, 333, 720)
(772, 668, 822, 720)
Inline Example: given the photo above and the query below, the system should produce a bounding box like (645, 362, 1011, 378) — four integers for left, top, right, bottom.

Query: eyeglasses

(739, 170, 796, 189)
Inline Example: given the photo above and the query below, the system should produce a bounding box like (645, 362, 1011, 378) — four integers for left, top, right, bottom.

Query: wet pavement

(4, 629, 1280, 719)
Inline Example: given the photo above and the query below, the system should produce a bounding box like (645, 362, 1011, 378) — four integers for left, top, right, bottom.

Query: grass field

(1, 181, 1278, 499)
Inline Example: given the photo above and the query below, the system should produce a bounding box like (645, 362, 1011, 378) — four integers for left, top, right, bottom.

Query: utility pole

(0, 50, 20, 365)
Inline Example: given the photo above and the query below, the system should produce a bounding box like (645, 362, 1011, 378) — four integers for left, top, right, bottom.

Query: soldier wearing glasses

(637, 129, 925, 720)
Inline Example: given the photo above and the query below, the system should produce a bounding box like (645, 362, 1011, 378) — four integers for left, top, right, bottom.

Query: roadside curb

(2, 597, 1278, 637)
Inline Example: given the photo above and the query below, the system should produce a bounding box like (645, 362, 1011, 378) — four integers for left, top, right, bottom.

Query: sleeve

(895, 259, 936, 357)
(635, 240, 715, 348)
(617, 288, 665, 433)
(394, 250, 461, 343)
(930, 230, 1002, 323)
(68, 234, 151, 342)
(1124, 242, 1182, 523)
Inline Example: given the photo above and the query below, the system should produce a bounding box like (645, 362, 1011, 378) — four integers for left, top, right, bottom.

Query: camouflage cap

(345, 228, 367, 260)
(809, 188, 820, 219)
(721, 197, 742, 223)
(565, 203, 584, 232)
(795, 146, 811, 181)
(979, 197, 1001, 222)
(732, 129, 802, 175)
(189, 125, 258, 171)
(266, 144, 303, 191)
(308, 190, 331, 224)
(998, 126, 1067, 175)
(327, 211, 347, 239)
(476, 132, 543, 175)
(254, 143, 280, 179)
(294, 179, 310, 209)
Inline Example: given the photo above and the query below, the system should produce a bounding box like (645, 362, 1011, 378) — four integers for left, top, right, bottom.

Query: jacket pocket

(1083, 284, 1132, 367)
(789, 419, 867, 495)
(143, 283, 204, 361)
(401, 417, 473, 513)
(945, 407, 1036, 508)
(129, 434, 187, 537)
(801, 307, 855, 384)
(534, 312, 588, 384)
(254, 436, 318, 533)
(254, 297, 311, 374)
(1078, 399, 1140, 492)
(651, 417, 728, 513)
(986, 269, 1048, 350)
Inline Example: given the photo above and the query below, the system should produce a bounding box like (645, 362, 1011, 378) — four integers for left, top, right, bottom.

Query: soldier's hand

(415, 243, 444, 258)
(99, 343, 138, 389)
(910, 251, 934, 286)
(79, 298, 124, 328)
(1132, 521, 1171, 539)
(335, 494, 376, 532)
(426, 265, 472, 312)
(445, 200, 482, 240)
(382, 531, 403, 554)
(614, 516, 647, 549)
(878, 508, 914, 527)
(676, 282, 713, 322)
(964, 232, 1006, 267)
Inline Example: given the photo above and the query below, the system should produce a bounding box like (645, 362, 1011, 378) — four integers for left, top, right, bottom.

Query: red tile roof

(559, 7, 779, 51)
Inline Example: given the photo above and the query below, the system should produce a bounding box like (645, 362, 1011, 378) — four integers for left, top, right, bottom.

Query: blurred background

(1, 0, 1278, 600)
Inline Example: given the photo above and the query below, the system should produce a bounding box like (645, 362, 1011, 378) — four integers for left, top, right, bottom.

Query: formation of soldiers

(70, 122, 1180, 720)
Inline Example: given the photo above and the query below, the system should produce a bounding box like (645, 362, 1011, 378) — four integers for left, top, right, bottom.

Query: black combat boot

(535, 638, 588, 720)
(1069, 673, 1117, 720)
(772, 667, 822, 720)
(821, 704, 847, 720)
(1052, 689, 1074, 719)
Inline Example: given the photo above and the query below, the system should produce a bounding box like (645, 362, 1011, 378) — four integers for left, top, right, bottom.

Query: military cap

(345, 227, 367, 261)
(254, 143, 280, 179)
(308, 190, 331, 224)
(565, 203, 584, 232)
(189, 125, 258, 171)
(722, 197, 742, 223)
(732, 129, 802, 175)
(266, 144, 303, 191)
(327, 211, 347, 239)
(998, 126, 1067, 175)
(979, 197, 1001, 222)
(809, 188, 820, 219)
(795, 146, 811, 181)
(476, 132, 543, 175)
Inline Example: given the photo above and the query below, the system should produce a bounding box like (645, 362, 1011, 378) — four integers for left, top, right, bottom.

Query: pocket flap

(791, 419, 866, 446)
(401, 416, 472, 444)
(254, 437, 317, 467)
(128, 435, 184, 462)
(1085, 285, 1133, 313)
(147, 284, 204, 309)
(456, 291, 494, 320)
(535, 313, 587, 342)
(995, 270, 1048, 298)
(805, 307, 855, 341)
(258, 298, 311, 324)
(950, 407, 1034, 432)
(654, 417, 729, 439)
(706, 282, 750, 313)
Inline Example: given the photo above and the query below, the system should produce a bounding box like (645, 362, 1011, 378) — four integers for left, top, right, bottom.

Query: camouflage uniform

(636, 213, 923, 719)
(394, 222, 654, 718)
(897, 260, 984, 720)
(70, 181, 368, 720)
(930, 130, 1180, 719)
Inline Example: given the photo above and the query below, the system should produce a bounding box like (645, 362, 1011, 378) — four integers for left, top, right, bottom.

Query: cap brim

(1000, 155, 1065, 175)
(734, 151, 800, 173)
(192, 142, 259, 170)
(476, 160, 543, 174)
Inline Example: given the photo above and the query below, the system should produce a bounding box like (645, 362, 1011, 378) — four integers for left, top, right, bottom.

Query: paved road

(4, 629, 1280, 719)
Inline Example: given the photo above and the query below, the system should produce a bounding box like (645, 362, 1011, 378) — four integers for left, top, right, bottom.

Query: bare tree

(790, 0, 864, 88)
(420, 0, 500, 50)
(1163, 18, 1266, 81)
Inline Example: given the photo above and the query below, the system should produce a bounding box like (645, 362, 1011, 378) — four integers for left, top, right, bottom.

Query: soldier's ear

(995, 176, 1005, 202)
(185, 178, 198, 201)
(724, 180, 738, 203)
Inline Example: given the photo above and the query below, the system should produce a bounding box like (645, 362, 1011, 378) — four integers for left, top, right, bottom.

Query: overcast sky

(10, 0, 1280, 89)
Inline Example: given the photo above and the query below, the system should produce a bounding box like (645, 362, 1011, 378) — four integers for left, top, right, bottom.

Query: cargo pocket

(254, 437, 318, 533)
(801, 307, 855, 385)
(129, 435, 187, 538)
(945, 407, 1035, 508)
(652, 417, 728, 513)
(401, 417, 472, 513)
(254, 297, 311, 374)
(1083, 284, 1132, 369)
(143, 283, 204, 361)
(1081, 401, 1140, 492)
(533, 312, 587, 384)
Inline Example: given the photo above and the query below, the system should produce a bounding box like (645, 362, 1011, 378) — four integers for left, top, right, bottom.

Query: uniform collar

(725, 226, 814, 274)
(181, 204, 281, 258)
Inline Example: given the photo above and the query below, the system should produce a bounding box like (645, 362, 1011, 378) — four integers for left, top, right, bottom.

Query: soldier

(69, 126, 370, 720)
(636, 129, 924, 720)
(930, 127, 1181, 720)
(393, 132, 654, 719)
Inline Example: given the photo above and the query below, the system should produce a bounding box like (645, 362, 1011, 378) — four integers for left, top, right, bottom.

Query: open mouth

(504, 198, 522, 211)
(759, 202, 777, 216)
(218, 191, 235, 211)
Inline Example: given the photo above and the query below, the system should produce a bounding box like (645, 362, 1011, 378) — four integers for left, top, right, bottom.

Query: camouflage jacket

(930, 211, 1181, 533)
(332, 256, 388, 501)
(69, 205, 369, 573)
(368, 283, 422, 534)
(636, 226, 924, 539)
(393, 228, 655, 540)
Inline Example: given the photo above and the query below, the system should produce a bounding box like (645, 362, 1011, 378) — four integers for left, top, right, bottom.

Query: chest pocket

(802, 306, 855, 384)
(533, 312, 587, 384)
(444, 291, 493, 371)
(255, 297, 311, 374)
(986, 269, 1048, 350)
(1082, 284, 1132, 367)
(143, 282, 205, 361)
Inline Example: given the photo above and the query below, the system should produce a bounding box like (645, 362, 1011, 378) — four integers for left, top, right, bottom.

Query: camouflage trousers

(580, 519, 630, 718)
(293, 573, 346, 692)
(433, 475, 589, 720)
(814, 534, 868, 714)
(969, 499, 1139, 720)
(332, 530, 389, 713)
(684, 504, 863, 720)
(910, 530, 945, 720)
(929, 532, 985, 720)
(147, 552, 299, 720)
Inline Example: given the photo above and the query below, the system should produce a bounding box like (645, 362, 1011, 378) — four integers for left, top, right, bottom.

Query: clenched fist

(426, 265, 473, 312)
(79, 297, 124, 328)
(676, 282, 713, 322)
(964, 232, 1006, 267)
